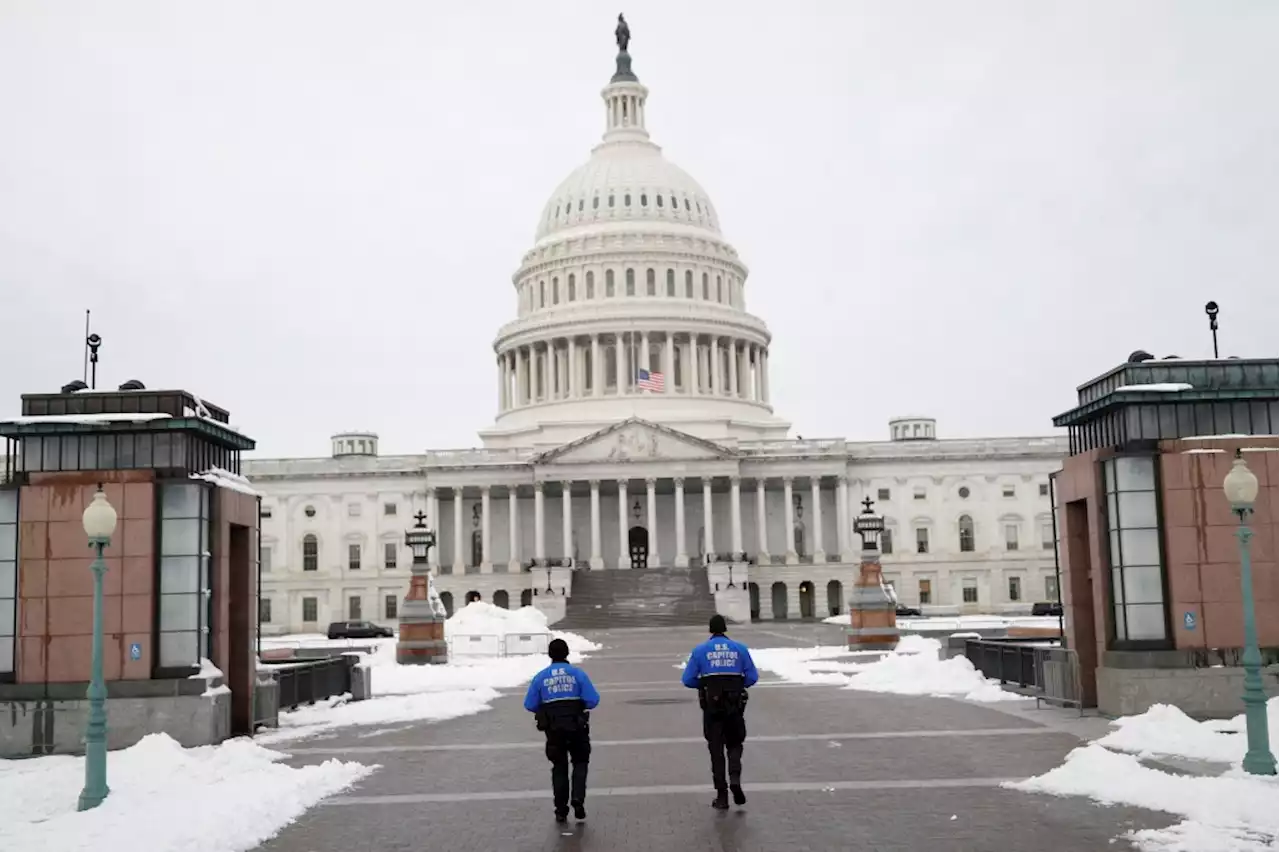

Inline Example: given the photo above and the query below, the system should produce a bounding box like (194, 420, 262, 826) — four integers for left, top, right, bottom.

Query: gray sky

(1, 1, 1275, 457)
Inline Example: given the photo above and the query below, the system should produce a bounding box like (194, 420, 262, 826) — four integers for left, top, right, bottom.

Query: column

(739, 345, 750, 399)
(664, 333, 675, 393)
(533, 482, 546, 562)
(591, 335, 602, 397)
(427, 488, 440, 569)
(674, 478, 688, 567)
(497, 356, 505, 411)
(761, 349, 770, 403)
(837, 476, 852, 561)
(730, 476, 743, 556)
(690, 335, 701, 394)
(702, 479, 715, 562)
(480, 486, 492, 572)
(515, 348, 527, 406)
(614, 334, 625, 394)
(589, 480, 602, 569)
(561, 482, 573, 565)
(755, 478, 769, 559)
(728, 339, 739, 398)
(568, 338, 578, 398)
(645, 478, 657, 567)
(507, 487, 520, 572)
(783, 478, 797, 563)
(710, 337, 721, 396)
(452, 489, 464, 573)
(617, 479, 629, 568)
(811, 477, 825, 562)
(640, 331, 650, 373)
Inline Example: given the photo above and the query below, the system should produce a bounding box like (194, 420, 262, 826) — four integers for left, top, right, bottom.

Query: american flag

(637, 368, 665, 392)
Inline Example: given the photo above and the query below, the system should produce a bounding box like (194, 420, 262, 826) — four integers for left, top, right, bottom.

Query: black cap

(709, 614, 727, 635)
(548, 638, 570, 661)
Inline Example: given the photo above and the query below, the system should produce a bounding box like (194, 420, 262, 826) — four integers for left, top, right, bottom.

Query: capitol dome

(480, 24, 790, 450)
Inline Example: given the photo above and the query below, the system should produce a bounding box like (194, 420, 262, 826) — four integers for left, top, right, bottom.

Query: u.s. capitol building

(245, 32, 1067, 634)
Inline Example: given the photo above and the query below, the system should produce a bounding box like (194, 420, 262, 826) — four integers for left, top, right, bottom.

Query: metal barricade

(963, 637, 1083, 715)
(504, 633, 551, 656)
(448, 633, 503, 657)
(268, 656, 355, 713)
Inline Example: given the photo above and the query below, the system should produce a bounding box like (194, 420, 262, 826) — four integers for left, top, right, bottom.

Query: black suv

(326, 620, 395, 640)
(1031, 602, 1063, 617)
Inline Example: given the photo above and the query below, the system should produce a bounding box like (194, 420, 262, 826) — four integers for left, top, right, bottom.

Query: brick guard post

(397, 512, 449, 665)
(848, 497, 900, 651)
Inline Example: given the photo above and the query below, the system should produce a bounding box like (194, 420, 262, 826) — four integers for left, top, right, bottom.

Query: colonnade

(425, 475, 854, 573)
(496, 331, 770, 411)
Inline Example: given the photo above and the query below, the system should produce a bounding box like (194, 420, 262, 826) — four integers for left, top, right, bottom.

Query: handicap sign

(129, 642, 142, 661)
(1183, 611, 1196, 631)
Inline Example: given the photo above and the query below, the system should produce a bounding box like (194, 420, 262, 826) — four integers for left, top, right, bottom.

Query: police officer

(681, 614, 759, 809)
(524, 637, 601, 823)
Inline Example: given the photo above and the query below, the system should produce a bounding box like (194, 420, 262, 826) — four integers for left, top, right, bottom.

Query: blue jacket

(682, 635, 759, 689)
(524, 662, 601, 712)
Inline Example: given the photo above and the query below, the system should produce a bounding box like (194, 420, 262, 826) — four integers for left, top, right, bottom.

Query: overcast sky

(0, 1, 1275, 457)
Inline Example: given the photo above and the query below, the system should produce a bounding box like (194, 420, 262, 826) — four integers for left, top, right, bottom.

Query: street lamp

(1223, 450, 1277, 777)
(853, 497, 884, 551)
(404, 512, 436, 564)
(79, 485, 117, 811)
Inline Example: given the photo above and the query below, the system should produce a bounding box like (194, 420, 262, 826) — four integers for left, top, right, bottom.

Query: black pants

(703, 711, 746, 791)
(545, 729, 591, 812)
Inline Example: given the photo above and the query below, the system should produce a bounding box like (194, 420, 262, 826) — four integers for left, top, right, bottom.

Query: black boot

(712, 789, 729, 810)
(572, 801, 587, 820)
(730, 783, 746, 805)
(555, 810, 568, 824)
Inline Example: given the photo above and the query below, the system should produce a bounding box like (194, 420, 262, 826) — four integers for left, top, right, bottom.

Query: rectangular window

(962, 583, 978, 604)
(1041, 522, 1055, 550)
(1105, 455, 1167, 643)
(384, 542, 397, 570)
(913, 488, 926, 501)
(383, 503, 397, 516)
(1004, 523, 1019, 551)
(918, 579, 931, 605)
(261, 546, 272, 573)
(158, 482, 212, 671)
(302, 597, 318, 623)
(385, 594, 398, 619)
(348, 503, 361, 517)
(348, 543, 361, 571)
(880, 529, 893, 555)
(1045, 576, 1059, 602)
(1039, 483, 1050, 497)
(259, 598, 272, 624)
(1008, 576, 1022, 602)
(348, 596, 362, 620)
(877, 488, 890, 501)
(303, 536, 318, 571)
(915, 527, 929, 554)
(1002, 485, 1016, 498)
(0, 490, 17, 679)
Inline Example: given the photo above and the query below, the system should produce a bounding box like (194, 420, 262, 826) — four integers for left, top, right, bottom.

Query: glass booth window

(1104, 456, 1167, 643)
(158, 482, 212, 670)
(0, 490, 17, 679)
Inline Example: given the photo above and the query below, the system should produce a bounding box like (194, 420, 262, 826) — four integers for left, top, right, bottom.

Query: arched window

(539, 280, 545, 307)
(567, 273, 576, 301)
(625, 268, 636, 296)
(656, 194, 663, 207)
(671, 194, 678, 209)
(640, 193, 648, 207)
(685, 270, 693, 297)
(577, 199, 583, 212)
(666, 269, 675, 296)
(608, 194, 615, 208)
(624, 193, 631, 206)
(586, 270, 595, 298)
(701, 272, 709, 300)
(645, 268, 656, 296)
(303, 535, 318, 572)
(592, 196, 599, 209)
(959, 515, 975, 553)
(606, 269, 615, 297)
(552, 276, 560, 304)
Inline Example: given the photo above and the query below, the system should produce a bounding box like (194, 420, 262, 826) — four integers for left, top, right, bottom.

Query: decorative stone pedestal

(397, 567, 448, 665)
(848, 548, 899, 651)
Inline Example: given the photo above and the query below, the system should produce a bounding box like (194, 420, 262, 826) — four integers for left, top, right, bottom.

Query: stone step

(558, 565, 720, 630)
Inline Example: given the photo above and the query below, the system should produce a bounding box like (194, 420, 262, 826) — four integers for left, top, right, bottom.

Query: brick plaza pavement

(256, 622, 1170, 852)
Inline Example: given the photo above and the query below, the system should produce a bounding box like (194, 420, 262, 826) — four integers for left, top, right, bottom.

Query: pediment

(534, 419, 736, 465)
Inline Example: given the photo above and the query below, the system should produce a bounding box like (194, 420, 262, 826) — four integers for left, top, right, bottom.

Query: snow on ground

(1007, 699, 1280, 851)
(821, 613, 1062, 631)
(0, 733, 374, 852)
(263, 603, 601, 740)
(751, 635, 1026, 701)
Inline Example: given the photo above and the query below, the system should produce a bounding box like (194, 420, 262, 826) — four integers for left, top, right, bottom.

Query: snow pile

(1008, 743, 1278, 851)
(360, 640, 577, 696)
(823, 613, 1063, 631)
(1096, 698, 1279, 766)
(751, 637, 1024, 702)
(444, 601, 602, 654)
(257, 688, 503, 744)
(0, 733, 373, 852)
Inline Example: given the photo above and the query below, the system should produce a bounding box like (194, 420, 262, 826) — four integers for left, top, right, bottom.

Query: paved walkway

(257, 622, 1169, 851)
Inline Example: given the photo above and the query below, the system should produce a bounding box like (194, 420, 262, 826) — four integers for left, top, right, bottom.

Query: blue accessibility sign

(129, 642, 143, 661)
(1182, 611, 1196, 631)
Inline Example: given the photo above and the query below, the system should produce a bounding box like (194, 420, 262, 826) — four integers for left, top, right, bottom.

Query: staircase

(556, 565, 721, 629)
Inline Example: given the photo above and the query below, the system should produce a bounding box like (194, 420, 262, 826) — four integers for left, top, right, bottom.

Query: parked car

(895, 604, 923, 617)
(326, 620, 394, 640)
(1031, 601, 1063, 617)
